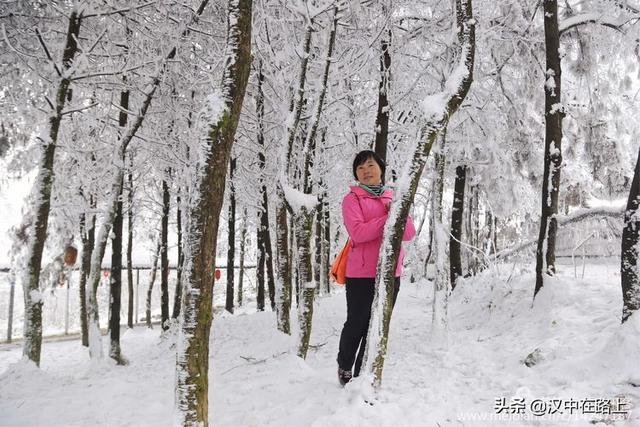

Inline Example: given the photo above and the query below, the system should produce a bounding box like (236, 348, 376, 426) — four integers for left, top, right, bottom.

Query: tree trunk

(484, 209, 496, 256)
(127, 155, 134, 328)
(322, 194, 331, 294)
(109, 84, 130, 363)
(255, 61, 267, 312)
(294, 209, 316, 358)
(291, 222, 298, 309)
(173, 194, 184, 319)
(275, 200, 291, 333)
(226, 157, 236, 314)
(314, 200, 323, 294)
(160, 178, 170, 330)
(22, 10, 81, 366)
(432, 135, 450, 335)
(621, 146, 640, 323)
(175, 0, 252, 423)
(374, 28, 392, 163)
(257, 220, 266, 311)
(145, 238, 161, 328)
(535, 0, 563, 299)
(362, 0, 474, 388)
(79, 195, 95, 347)
(265, 224, 276, 311)
(238, 209, 247, 307)
(423, 210, 434, 278)
(465, 183, 480, 275)
(109, 174, 127, 364)
(450, 164, 466, 290)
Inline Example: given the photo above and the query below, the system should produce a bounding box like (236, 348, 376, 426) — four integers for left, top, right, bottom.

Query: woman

(337, 150, 416, 386)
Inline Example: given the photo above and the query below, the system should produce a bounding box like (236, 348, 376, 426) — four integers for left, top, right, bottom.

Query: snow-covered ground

(1, 258, 638, 427)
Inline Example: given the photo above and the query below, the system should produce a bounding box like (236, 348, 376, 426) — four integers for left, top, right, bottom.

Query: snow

(281, 180, 318, 213)
(420, 51, 470, 122)
(202, 91, 227, 126)
(1, 258, 638, 426)
(28, 289, 43, 304)
(421, 91, 448, 123)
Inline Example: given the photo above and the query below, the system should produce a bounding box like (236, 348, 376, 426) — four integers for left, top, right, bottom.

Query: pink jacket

(342, 186, 416, 278)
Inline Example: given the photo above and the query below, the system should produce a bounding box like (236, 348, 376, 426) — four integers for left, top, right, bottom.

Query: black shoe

(338, 368, 352, 386)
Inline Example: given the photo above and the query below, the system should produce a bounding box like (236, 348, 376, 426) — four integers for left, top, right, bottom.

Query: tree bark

(322, 190, 331, 294)
(275, 200, 291, 333)
(621, 146, 640, 323)
(175, 0, 252, 423)
(255, 61, 267, 312)
(160, 177, 170, 330)
(314, 200, 323, 294)
(109, 85, 130, 363)
(450, 164, 466, 290)
(109, 174, 127, 364)
(22, 10, 81, 366)
(78, 194, 95, 347)
(226, 157, 236, 314)
(127, 154, 134, 328)
(374, 28, 392, 163)
(145, 238, 161, 328)
(294, 209, 316, 359)
(465, 183, 480, 275)
(238, 209, 247, 307)
(172, 194, 184, 319)
(432, 134, 450, 335)
(257, 221, 266, 311)
(265, 225, 276, 311)
(535, 0, 563, 299)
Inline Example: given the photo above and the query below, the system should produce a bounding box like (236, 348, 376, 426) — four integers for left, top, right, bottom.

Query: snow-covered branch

(82, 1, 157, 19)
(279, 178, 318, 214)
(559, 12, 639, 34)
(493, 206, 625, 261)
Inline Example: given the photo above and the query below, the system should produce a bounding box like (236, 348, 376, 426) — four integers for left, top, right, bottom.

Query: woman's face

(355, 157, 382, 186)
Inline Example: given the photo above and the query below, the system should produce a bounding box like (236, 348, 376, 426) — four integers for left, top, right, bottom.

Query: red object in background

(214, 269, 221, 280)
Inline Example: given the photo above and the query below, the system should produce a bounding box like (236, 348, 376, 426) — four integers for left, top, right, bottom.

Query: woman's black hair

(352, 150, 386, 183)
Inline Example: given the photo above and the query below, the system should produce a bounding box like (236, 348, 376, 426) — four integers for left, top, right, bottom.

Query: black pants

(337, 277, 400, 376)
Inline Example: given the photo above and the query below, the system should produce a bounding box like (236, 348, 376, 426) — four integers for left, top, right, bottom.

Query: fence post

(64, 274, 70, 335)
(135, 268, 139, 324)
(7, 275, 15, 343)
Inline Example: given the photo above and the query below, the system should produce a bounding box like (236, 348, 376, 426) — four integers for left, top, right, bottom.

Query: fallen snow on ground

(1, 259, 638, 427)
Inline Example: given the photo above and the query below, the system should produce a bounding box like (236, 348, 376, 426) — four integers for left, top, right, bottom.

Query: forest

(1, 0, 639, 426)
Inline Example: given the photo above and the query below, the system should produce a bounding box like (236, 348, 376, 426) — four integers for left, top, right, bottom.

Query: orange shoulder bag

(330, 239, 352, 285)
